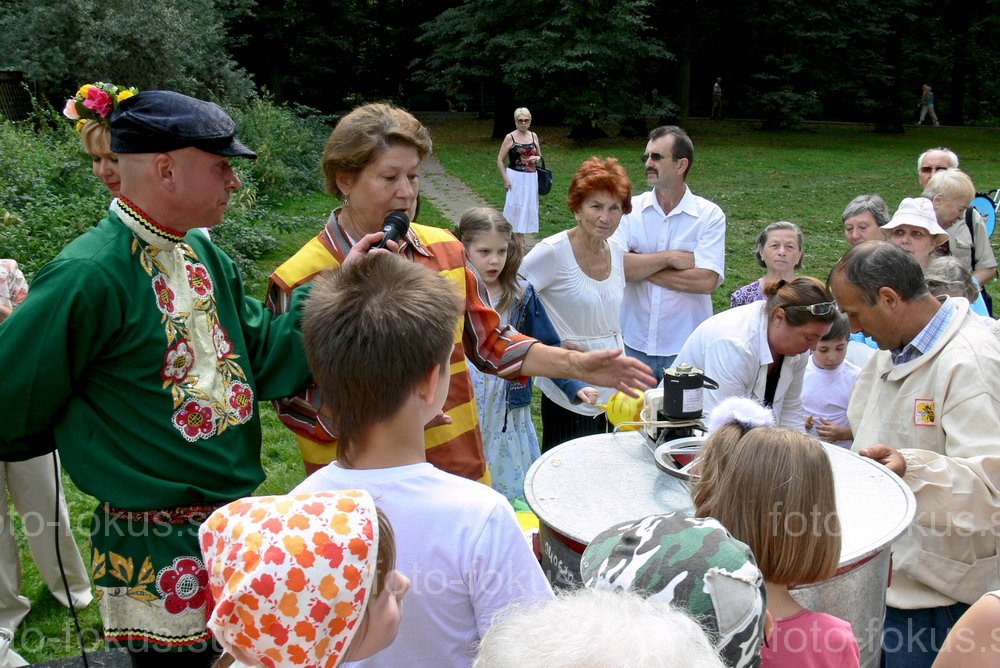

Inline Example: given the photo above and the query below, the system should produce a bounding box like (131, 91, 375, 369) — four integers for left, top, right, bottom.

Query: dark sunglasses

(787, 301, 837, 316)
(641, 152, 668, 163)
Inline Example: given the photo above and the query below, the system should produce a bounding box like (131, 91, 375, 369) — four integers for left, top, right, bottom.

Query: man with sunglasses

(917, 148, 996, 314)
(612, 125, 726, 382)
(917, 147, 958, 188)
(830, 241, 1000, 668)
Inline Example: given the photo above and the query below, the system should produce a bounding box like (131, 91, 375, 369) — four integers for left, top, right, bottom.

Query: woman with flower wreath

(64, 84, 212, 240)
(64, 82, 138, 198)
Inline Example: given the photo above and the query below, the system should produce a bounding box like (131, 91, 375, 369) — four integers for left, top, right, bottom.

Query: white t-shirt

(801, 356, 861, 448)
(521, 230, 626, 414)
(293, 462, 553, 668)
(673, 301, 808, 429)
(613, 187, 726, 357)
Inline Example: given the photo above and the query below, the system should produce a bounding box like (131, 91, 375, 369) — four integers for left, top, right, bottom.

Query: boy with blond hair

(294, 252, 553, 667)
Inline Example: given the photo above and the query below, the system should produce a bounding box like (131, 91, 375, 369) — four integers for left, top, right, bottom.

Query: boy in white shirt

(802, 313, 861, 448)
(294, 252, 554, 668)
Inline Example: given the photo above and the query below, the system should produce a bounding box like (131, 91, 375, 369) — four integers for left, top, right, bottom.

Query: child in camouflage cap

(581, 511, 768, 668)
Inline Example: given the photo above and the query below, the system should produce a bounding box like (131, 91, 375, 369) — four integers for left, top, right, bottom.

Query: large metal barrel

(524, 431, 915, 668)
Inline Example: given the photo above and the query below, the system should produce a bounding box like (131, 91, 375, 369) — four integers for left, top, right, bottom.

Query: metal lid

(824, 444, 915, 564)
(524, 432, 693, 546)
(525, 433, 916, 567)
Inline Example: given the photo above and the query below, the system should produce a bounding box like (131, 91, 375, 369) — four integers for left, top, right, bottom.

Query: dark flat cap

(110, 90, 256, 159)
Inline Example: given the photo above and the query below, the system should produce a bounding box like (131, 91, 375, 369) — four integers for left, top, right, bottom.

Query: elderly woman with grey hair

(925, 256, 994, 321)
(842, 194, 890, 247)
(730, 221, 804, 307)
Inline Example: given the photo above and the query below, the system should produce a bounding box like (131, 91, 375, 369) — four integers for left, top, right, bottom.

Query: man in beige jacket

(830, 241, 1000, 668)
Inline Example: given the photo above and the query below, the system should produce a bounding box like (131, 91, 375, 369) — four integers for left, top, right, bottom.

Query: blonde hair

(455, 207, 523, 314)
(922, 168, 975, 203)
(80, 120, 111, 156)
(513, 107, 531, 121)
(322, 103, 432, 197)
(694, 427, 841, 585)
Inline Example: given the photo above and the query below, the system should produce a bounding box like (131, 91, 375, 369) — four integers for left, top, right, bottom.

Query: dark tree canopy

(4, 0, 1000, 130)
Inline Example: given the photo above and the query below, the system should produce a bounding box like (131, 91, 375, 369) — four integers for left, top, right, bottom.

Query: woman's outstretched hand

(571, 349, 654, 397)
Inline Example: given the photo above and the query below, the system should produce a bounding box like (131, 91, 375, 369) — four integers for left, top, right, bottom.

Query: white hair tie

(705, 397, 776, 434)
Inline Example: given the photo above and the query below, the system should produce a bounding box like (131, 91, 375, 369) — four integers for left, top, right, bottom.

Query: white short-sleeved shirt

(801, 356, 861, 448)
(613, 187, 726, 357)
(673, 301, 808, 429)
(293, 462, 553, 668)
(521, 230, 626, 415)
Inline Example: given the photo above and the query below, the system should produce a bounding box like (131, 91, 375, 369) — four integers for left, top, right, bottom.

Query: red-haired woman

(521, 157, 633, 451)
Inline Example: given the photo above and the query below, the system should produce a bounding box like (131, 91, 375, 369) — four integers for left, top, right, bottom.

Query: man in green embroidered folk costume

(0, 91, 313, 666)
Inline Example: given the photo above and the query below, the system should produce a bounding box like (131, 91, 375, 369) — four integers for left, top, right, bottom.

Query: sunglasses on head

(787, 301, 837, 316)
(641, 152, 669, 163)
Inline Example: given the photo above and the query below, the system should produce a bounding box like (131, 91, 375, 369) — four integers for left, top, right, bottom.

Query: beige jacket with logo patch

(849, 298, 1000, 608)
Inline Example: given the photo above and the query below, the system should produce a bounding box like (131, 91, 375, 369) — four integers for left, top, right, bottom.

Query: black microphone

(373, 211, 410, 250)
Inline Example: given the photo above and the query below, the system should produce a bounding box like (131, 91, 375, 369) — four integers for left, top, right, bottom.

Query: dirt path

(420, 152, 492, 225)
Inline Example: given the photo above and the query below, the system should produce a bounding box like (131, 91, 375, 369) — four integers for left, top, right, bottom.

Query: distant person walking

(711, 78, 723, 119)
(918, 84, 940, 126)
(497, 107, 542, 246)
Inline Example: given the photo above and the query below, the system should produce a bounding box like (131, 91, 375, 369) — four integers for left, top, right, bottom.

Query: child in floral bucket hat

(199, 490, 408, 668)
(581, 511, 769, 668)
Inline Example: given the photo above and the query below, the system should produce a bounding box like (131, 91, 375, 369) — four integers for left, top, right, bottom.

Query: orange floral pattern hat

(199, 490, 378, 668)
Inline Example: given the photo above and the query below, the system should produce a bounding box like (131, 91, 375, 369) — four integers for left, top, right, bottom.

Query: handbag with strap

(536, 157, 553, 196)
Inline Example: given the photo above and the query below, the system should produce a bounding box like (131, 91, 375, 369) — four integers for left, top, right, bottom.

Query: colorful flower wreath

(63, 82, 139, 132)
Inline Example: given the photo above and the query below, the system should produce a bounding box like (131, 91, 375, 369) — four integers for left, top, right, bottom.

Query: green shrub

(0, 119, 109, 276)
(0, 97, 329, 279)
(755, 87, 823, 130)
(229, 98, 332, 198)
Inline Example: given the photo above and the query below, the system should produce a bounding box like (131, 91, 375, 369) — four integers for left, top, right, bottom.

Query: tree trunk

(491, 82, 514, 139)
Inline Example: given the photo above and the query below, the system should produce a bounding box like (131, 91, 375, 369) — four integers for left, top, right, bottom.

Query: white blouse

(521, 230, 626, 415)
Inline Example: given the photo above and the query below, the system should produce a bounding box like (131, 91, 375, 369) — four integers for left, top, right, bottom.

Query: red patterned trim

(116, 195, 185, 243)
(103, 502, 228, 525)
(103, 628, 212, 649)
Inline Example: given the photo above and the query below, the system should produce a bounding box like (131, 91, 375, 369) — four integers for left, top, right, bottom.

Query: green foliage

(0, 0, 254, 104)
(0, 97, 328, 279)
(755, 85, 822, 130)
(414, 0, 672, 133)
(229, 98, 332, 199)
(0, 119, 110, 277)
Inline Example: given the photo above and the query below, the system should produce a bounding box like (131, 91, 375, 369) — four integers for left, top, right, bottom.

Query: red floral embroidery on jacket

(156, 556, 209, 614)
(162, 339, 195, 384)
(186, 262, 214, 297)
(152, 275, 176, 316)
(129, 230, 255, 442)
(173, 399, 216, 441)
(228, 382, 254, 421)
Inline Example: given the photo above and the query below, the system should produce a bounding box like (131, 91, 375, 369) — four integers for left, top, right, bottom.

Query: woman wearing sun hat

(883, 197, 950, 269)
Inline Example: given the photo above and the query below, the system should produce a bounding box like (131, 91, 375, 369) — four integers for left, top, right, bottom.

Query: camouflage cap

(581, 512, 767, 668)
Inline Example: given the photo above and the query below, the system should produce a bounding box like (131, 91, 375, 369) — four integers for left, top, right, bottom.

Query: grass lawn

(12, 117, 1000, 662)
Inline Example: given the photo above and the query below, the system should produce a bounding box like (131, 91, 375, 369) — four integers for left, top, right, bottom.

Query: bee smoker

(655, 363, 719, 443)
